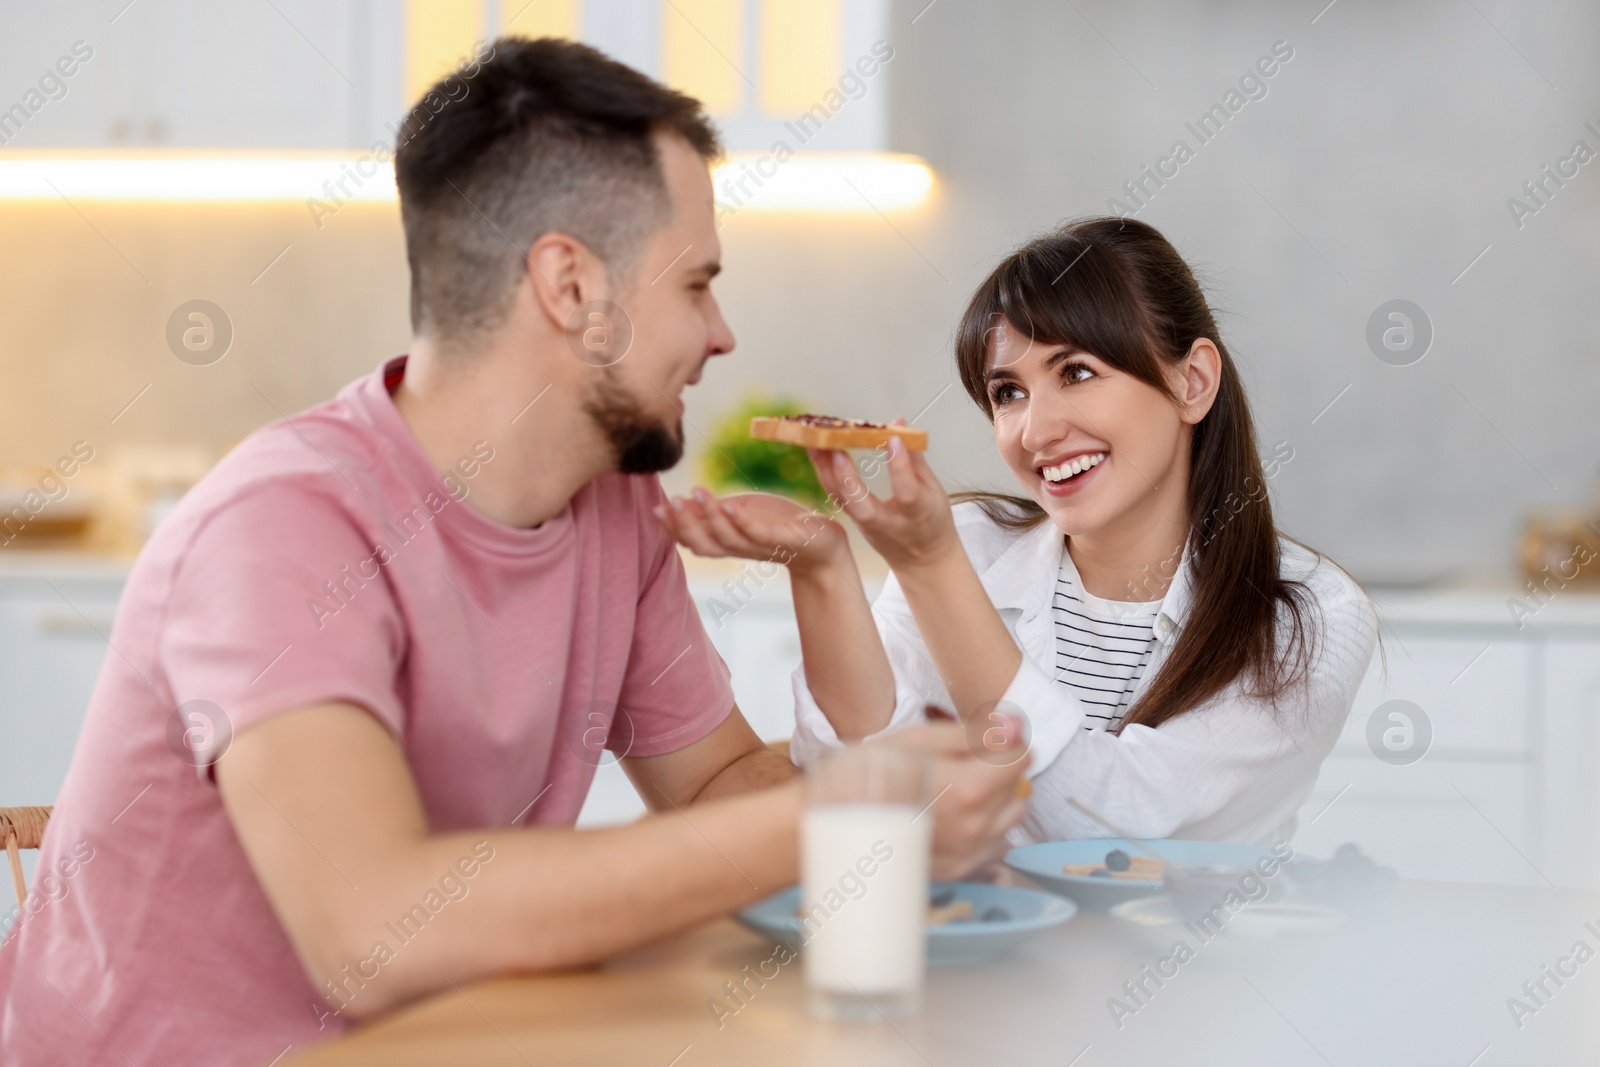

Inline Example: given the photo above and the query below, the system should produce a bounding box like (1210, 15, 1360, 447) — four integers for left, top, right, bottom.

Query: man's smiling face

(582, 130, 735, 473)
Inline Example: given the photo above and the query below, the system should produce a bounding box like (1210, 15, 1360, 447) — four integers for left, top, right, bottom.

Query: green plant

(699, 394, 828, 507)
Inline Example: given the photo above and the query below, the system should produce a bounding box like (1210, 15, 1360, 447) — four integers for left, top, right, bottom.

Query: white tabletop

(285, 878, 1598, 1066)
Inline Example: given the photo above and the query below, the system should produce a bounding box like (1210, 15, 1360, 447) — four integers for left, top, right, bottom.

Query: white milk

(800, 802, 931, 996)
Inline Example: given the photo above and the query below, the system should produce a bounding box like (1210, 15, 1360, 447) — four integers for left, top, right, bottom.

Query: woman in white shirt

(658, 216, 1378, 847)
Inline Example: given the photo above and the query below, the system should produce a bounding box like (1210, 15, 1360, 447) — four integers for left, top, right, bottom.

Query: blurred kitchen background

(1, 0, 1598, 889)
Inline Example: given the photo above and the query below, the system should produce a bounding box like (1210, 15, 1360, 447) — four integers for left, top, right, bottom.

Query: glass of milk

(801, 745, 932, 1021)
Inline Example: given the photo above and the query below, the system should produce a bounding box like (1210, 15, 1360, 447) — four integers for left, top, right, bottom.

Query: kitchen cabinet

(1543, 638, 1600, 885)
(1, 1, 401, 149)
(1294, 591, 1600, 887)
(0, 558, 125, 888)
(0, 561, 124, 809)
(2, 0, 891, 153)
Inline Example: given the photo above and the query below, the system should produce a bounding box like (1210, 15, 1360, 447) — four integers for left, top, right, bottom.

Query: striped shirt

(1051, 562, 1160, 732)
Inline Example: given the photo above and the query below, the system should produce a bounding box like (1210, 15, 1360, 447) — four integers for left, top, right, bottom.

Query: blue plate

(1005, 839, 1277, 910)
(736, 882, 1077, 965)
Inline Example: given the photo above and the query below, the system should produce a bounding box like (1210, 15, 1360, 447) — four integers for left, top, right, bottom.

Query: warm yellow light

(0, 153, 397, 202)
(501, 0, 577, 37)
(406, 0, 486, 104)
(662, 0, 745, 115)
(0, 151, 935, 214)
(712, 152, 934, 214)
(759, 0, 839, 114)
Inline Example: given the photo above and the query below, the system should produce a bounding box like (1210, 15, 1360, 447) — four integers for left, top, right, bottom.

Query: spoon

(1066, 797, 1176, 887)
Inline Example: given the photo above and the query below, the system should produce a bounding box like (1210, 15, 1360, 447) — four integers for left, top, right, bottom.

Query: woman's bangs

(989, 239, 1153, 380)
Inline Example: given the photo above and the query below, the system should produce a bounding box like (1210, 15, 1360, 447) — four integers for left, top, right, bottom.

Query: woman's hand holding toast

(805, 422, 962, 575)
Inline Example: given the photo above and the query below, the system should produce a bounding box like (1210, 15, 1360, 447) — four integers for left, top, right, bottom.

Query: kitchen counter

(11, 546, 1600, 628)
(0, 548, 132, 581)
(1366, 581, 1600, 632)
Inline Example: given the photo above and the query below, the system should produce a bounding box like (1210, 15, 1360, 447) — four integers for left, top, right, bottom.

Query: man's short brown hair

(394, 37, 721, 343)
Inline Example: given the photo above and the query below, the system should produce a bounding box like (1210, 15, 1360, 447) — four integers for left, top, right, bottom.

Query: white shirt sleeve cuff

(793, 656, 1084, 777)
(997, 655, 1084, 779)
(789, 664, 928, 768)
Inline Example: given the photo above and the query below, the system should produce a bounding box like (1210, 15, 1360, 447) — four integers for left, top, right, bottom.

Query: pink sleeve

(159, 479, 407, 765)
(613, 479, 734, 758)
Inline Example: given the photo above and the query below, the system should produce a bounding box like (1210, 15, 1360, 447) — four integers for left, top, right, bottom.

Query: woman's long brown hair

(951, 216, 1313, 732)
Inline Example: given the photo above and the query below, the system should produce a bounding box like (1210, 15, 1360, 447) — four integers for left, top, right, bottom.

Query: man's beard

(583, 372, 684, 474)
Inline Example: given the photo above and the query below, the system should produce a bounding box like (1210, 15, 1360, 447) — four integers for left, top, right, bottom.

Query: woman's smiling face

(985, 318, 1203, 540)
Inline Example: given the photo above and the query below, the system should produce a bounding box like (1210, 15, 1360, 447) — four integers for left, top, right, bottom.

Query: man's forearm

(691, 746, 798, 801)
(218, 706, 804, 1025)
(318, 781, 802, 1020)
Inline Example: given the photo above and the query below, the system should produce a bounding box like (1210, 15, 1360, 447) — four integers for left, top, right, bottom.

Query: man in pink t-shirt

(0, 37, 1027, 1067)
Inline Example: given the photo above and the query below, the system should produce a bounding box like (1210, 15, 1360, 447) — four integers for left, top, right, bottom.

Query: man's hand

(655, 489, 849, 576)
(869, 720, 1029, 880)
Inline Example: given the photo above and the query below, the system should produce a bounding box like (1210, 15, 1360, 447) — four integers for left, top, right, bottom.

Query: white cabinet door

(1296, 755, 1540, 885)
(1, 1, 401, 149)
(688, 571, 806, 741)
(1292, 625, 1568, 885)
(1541, 637, 1600, 887)
(575, 759, 646, 829)
(0, 583, 121, 807)
(1331, 634, 1535, 758)
(718, 608, 804, 743)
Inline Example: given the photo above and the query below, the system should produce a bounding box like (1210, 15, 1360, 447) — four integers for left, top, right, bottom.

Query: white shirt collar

(974, 516, 1195, 641)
